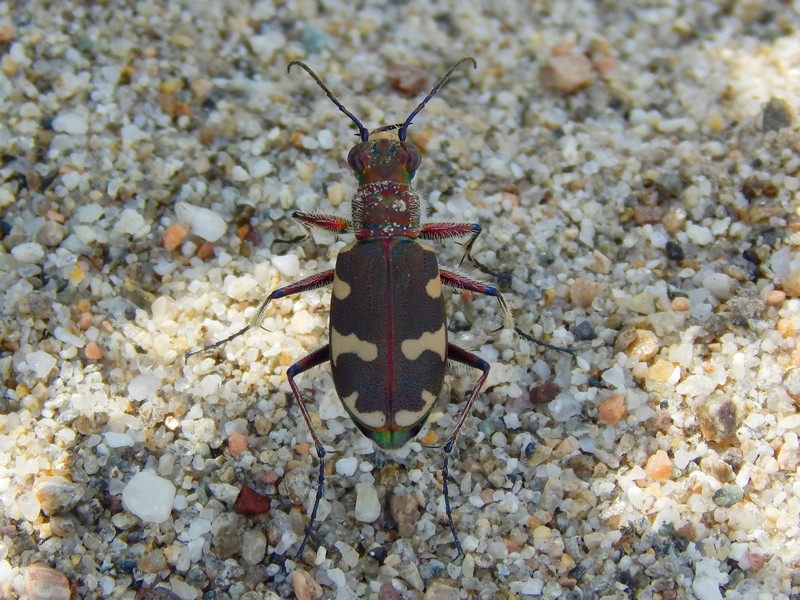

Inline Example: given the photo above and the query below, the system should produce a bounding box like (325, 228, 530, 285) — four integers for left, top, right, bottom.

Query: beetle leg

(439, 268, 514, 329)
(420, 222, 510, 280)
(439, 269, 574, 354)
(441, 449, 463, 556)
(439, 343, 491, 555)
(293, 211, 352, 235)
(420, 222, 481, 265)
(286, 345, 330, 449)
(443, 343, 490, 452)
(186, 269, 335, 358)
(419, 221, 480, 242)
(286, 344, 332, 557)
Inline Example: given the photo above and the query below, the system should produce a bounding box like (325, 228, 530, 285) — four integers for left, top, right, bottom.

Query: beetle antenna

(398, 56, 477, 141)
(288, 61, 370, 142)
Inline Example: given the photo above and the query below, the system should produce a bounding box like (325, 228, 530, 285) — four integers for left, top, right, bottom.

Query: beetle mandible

(188, 57, 515, 556)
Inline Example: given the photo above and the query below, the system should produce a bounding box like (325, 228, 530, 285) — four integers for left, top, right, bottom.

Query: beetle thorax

(353, 181, 421, 238)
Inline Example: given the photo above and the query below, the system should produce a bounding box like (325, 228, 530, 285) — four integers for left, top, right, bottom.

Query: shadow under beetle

(189, 57, 523, 557)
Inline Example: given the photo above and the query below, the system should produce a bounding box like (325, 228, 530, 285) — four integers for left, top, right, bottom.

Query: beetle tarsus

(184, 323, 253, 359)
(467, 254, 513, 282)
(442, 448, 464, 556)
(515, 326, 575, 355)
(296, 446, 327, 557)
(273, 233, 307, 246)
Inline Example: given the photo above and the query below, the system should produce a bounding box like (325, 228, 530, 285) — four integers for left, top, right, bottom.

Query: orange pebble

(421, 430, 437, 446)
(644, 450, 672, 482)
(597, 394, 626, 425)
(45, 209, 66, 223)
(228, 431, 248, 457)
(162, 223, 188, 251)
(594, 54, 615, 76)
(747, 551, 766, 570)
(84, 341, 104, 361)
(671, 297, 690, 312)
(78, 312, 93, 330)
(196, 241, 214, 259)
(765, 290, 786, 306)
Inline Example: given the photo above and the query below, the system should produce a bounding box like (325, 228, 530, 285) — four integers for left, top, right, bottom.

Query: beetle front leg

(420, 222, 481, 265)
(293, 211, 351, 235)
(421, 222, 509, 280)
(186, 269, 335, 358)
(439, 268, 514, 329)
(419, 221, 480, 244)
(285, 344, 331, 557)
(276, 212, 351, 245)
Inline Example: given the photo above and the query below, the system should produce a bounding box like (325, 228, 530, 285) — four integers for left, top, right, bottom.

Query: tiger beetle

(187, 57, 561, 557)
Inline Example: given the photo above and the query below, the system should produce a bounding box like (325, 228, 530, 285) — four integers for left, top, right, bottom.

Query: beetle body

(330, 131, 450, 448)
(188, 58, 516, 556)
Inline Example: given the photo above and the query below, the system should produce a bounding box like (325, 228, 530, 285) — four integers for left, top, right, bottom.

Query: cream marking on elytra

(331, 327, 379, 366)
(425, 274, 442, 299)
(341, 392, 388, 428)
(400, 325, 446, 361)
(333, 275, 351, 300)
(395, 390, 437, 427)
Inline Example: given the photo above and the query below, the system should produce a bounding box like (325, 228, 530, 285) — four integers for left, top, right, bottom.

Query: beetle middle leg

(185, 270, 335, 358)
(440, 268, 573, 354)
(439, 268, 514, 329)
(186, 271, 337, 556)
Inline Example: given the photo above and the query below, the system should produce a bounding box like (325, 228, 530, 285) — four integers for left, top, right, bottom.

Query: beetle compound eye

(347, 143, 366, 174)
(405, 145, 422, 173)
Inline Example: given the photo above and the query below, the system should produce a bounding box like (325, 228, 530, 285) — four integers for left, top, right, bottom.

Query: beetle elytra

(188, 58, 518, 556)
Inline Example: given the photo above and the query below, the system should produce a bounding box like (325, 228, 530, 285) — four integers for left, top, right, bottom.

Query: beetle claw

(295, 448, 327, 558)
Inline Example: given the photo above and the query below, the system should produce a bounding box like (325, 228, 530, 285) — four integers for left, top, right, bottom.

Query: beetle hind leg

(286, 344, 332, 556)
(441, 446, 463, 556)
(436, 343, 491, 555)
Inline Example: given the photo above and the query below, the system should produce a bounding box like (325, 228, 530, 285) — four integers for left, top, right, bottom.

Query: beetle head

(347, 129, 422, 184)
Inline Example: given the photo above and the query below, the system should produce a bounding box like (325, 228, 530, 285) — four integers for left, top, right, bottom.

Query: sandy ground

(2, 1, 800, 598)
